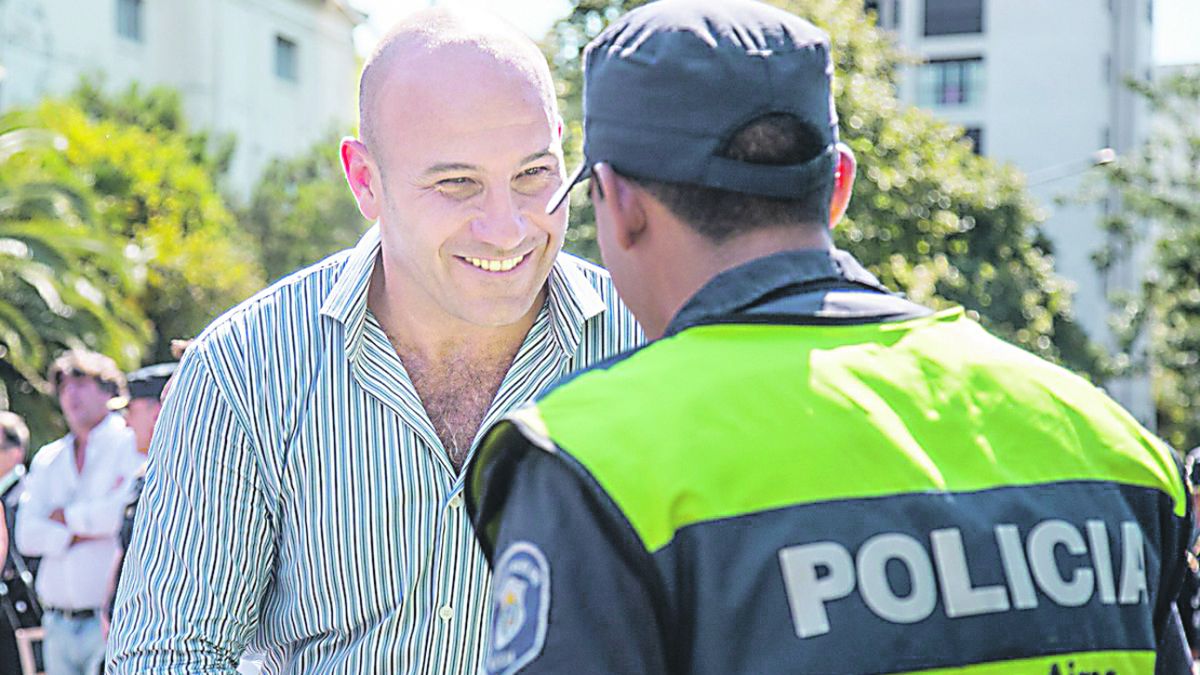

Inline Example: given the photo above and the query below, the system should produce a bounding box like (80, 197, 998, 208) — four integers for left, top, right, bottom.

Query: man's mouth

(461, 252, 529, 273)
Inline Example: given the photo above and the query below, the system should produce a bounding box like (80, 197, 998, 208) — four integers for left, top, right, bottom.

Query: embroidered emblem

(486, 541, 551, 675)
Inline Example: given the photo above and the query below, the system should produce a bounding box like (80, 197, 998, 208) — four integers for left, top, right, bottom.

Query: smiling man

(107, 9, 640, 673)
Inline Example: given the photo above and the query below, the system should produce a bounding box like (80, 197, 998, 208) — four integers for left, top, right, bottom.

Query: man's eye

(436, 177, 481, 198)
(513, 166, 558, 194)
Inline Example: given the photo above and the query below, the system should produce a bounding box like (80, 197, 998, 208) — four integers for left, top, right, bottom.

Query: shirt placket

(341, 269, 585, 672)
(424, 308, 576, 672)
(419, 485, 491, 674)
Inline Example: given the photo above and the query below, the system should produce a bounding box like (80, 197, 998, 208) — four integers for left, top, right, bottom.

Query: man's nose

(472, 189, 528, 252)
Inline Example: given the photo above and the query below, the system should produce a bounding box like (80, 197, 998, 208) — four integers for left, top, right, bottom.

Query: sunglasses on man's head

(54, 367, 93, 389)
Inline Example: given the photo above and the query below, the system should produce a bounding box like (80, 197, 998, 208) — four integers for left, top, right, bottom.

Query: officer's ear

(591, 163, 647, 251)
(829, 142, 856, 228)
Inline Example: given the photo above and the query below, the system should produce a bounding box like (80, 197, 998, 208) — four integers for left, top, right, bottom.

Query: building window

(963, 127, 983, 155)
(275, 35, 298, 82)
(924, 0, 983, 36)
(917, 57, 984, 107)
(864, 0, 899, 29)
(117, 0, 143, 42)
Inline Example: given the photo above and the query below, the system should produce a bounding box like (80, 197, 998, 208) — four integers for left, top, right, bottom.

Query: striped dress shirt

(108, 225, 643, 673)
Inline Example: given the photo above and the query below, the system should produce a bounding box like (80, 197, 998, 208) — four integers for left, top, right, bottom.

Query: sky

(348, 0, 570, 54)
(349, 0, 1200, 66)
(1155, 0, 1200, 65)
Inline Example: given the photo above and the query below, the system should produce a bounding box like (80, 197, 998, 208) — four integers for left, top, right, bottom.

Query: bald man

(107, 10, 641, 673)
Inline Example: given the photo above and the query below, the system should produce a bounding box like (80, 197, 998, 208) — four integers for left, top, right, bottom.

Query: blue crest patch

(486, 541, 551, 675)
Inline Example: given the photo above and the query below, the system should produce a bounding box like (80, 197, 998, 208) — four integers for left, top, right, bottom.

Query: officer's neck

(641, 214, 832, 339)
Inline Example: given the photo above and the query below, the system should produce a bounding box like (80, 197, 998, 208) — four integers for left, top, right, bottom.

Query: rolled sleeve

(107, 349, 276, 673)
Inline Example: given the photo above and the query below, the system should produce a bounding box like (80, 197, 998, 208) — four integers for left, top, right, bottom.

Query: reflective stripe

(907, 649, 1154, 674)
(534, 313, 1184, 552)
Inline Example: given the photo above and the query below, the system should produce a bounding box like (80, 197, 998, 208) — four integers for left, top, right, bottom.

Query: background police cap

(548, 0, 839, 214)
(108, 362, 177, 410)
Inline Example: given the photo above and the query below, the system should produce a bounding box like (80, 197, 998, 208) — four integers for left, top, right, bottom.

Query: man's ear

(828, 142, 857, 228)
(341, 137, 382, 221)
(592, 163, 647, 251)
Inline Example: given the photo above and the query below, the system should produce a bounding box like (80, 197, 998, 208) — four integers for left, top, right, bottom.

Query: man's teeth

(465, 254, 526, 272)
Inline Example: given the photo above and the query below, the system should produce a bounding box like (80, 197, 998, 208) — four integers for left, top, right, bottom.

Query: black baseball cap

(547, 0, 839, 214)
(108, 362, 177, 411)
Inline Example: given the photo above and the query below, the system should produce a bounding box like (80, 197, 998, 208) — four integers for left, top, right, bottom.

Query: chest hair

(398, 346, 517, 473)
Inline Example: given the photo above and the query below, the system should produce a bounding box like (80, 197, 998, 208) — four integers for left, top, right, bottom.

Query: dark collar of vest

(663, 248, 895, 337)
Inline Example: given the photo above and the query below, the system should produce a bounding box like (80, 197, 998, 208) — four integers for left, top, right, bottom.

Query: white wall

(0, 0, 359, 196)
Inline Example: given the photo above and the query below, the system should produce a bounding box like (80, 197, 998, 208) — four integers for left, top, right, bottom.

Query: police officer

(464, 0, 1194, 673)
(1177, 446, 1200, 657)
(0, 412, 39, 674)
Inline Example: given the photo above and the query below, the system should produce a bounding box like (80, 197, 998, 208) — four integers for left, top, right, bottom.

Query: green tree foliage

(547, 0, 1102, 376)
(71, 80, 236, 181)
(33, 84, 265, 361)
(0, 81, 267, 449)
(1093, 68, 1200, 450)
(0, 121, 151, 448)
(241, 131, 368, 282)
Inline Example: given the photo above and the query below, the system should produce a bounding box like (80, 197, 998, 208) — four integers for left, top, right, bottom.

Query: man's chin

(453, 295, 544, 329)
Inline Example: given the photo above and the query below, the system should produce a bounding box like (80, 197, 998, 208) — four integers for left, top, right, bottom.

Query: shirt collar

(545, 254, 608, 355)
(319, 225, 380, 364)
(664, 248, 890, 336)
(62, 412, 127, 452)
(319, 225, 608, 361)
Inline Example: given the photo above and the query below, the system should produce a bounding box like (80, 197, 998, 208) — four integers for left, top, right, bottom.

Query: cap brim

(546, 162, 593, 215)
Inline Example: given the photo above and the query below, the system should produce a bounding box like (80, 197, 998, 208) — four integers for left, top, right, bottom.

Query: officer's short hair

(621, 113, 833, 243)
(48, 349, 127, 399)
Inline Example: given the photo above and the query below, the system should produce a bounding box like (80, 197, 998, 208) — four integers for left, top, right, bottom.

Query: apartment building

(868, 0, 1155, 422)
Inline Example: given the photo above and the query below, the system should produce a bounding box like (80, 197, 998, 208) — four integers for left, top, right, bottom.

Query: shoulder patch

(486, 541, 551, 675)
(506, 405, 556, 453)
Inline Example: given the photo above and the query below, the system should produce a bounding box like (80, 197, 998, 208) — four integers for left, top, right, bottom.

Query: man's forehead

(374, 50, 558, 164)
(383, 42, 551, 107)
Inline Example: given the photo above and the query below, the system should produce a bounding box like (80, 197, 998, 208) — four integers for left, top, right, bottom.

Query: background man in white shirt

(16, 350, 141, 675)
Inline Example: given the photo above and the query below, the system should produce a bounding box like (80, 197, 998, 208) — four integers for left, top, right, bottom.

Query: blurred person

(465, 1, 1194, 673)
(99, 363, 176, 636)
(109, 363, 176, 456)
(1178, 447, 1200, 660)
(16, 350, 141, 675)
(0, 411, 41, 673)
(107, 8, 640, 673)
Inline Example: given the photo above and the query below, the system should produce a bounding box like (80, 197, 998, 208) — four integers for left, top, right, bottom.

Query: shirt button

(438, 605, 453, 621)
(448, 495, 463, 509)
